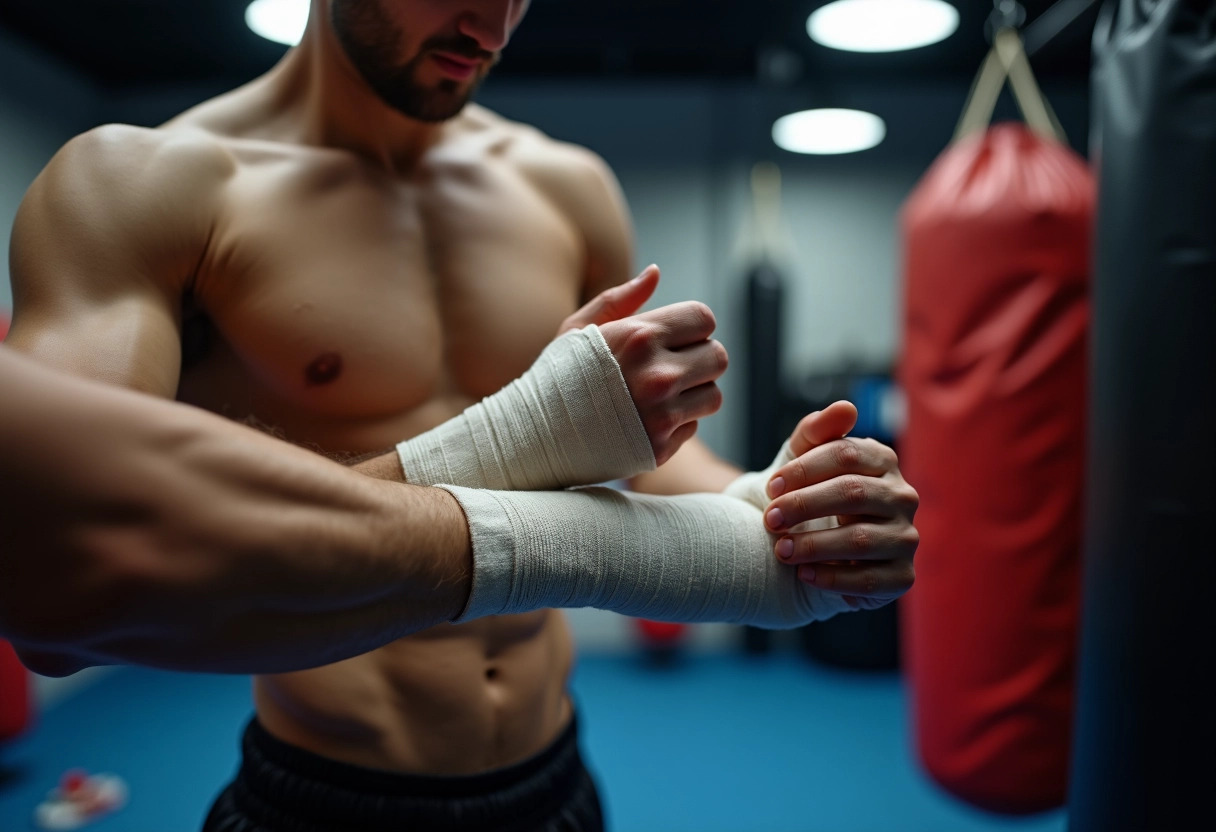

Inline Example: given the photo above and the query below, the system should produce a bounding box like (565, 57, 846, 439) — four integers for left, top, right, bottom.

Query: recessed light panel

(246, 0, 309, 47)
(772, 108, 887, 155)
(808, 0, 959, 53)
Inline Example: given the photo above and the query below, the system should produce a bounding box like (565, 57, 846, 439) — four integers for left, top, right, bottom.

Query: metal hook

(986, 0, 1027, 43)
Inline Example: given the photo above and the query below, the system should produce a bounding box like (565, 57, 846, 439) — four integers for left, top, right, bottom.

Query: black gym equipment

(1069, 1, 1216, 828)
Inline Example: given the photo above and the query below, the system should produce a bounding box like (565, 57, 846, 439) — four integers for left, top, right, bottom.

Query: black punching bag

(745, 261, 785, 472)
(1069, 2, 1216, 829)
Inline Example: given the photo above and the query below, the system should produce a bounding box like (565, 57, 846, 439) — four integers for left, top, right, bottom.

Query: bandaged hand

(396, 265, 727, 490)
(442, 484, 856, 628)
(395, 323, 654, 491)
(556, 266, 727, 467)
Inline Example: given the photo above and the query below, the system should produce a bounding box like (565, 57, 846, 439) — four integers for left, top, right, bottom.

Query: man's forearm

(0, 347, 471, 676)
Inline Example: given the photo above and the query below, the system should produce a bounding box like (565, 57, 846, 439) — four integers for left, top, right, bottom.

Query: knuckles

(833, 440, 863, 471)
(639, 365, 683, 402)
(620, 322, 661, 360)
(601, 319, 658, 365)
(796, 531, 817, 562)
(787, 457, 810, 489)
(837, 476, 870, 509)
(788, 491, 810, 524)
(863, 569, 879, 597)
(680, 301, 716, 335)
(849, 524, 873, 555)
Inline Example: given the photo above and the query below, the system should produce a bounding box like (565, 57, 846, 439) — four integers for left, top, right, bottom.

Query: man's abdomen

(252, 610, 575, 774)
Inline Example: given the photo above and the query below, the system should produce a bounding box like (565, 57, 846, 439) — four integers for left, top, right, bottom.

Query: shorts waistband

(233, 716, 584, 832)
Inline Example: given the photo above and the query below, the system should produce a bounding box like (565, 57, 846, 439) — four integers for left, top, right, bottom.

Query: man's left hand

(763, 402, 919, 609)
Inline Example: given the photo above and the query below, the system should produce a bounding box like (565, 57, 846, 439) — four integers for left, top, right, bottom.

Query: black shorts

(203, 716, 604, 832)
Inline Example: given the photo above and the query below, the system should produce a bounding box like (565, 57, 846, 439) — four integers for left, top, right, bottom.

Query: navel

(304, 352, 343, 386)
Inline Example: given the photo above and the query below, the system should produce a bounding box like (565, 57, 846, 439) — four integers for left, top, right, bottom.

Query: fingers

(792, 559, 915, 602)
(765, 475, 919, 533)
(637, 300, 717, 348)
(767, 437, 900, 498)
(674, 338, 730, 390)
(773, 520, 919, 565)
(675, 381, 723, 423)
(789, 401, 858, 457)
(657, 420, 699, 465)
(594, 294, 721, 465)
(649, 383, 717, 465)
(557, 265, 660, 334)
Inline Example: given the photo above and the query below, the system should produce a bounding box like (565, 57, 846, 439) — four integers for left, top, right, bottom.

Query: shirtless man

(5, 2, 918, 829)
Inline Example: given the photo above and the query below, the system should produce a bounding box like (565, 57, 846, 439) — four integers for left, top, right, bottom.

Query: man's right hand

(557, 266, 727, 466)
(393, 265, 724, 491)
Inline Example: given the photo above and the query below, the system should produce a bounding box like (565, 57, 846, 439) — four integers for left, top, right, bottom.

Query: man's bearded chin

(330, 2, 497, 123)
(365, 58, 490, 123)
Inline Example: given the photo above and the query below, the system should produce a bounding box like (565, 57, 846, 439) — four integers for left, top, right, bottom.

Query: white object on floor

(34, 770, 128, 830)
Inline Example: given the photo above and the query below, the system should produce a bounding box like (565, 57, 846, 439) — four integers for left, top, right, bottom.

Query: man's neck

(268, 20, 449, 174)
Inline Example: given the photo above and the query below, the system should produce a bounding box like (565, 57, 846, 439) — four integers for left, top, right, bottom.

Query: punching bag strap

(954, 28, 1067, 145)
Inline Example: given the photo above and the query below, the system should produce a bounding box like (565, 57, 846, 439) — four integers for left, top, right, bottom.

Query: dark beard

(330, 0, 494, 123)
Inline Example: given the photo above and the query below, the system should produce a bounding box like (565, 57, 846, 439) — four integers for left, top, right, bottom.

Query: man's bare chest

(178, 154, 584, 441)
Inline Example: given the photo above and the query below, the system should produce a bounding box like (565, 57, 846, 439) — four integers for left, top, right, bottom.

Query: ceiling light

(808, 0, 959, 53)
(246, 0, 309, 46)
(772, 109, 887, 155)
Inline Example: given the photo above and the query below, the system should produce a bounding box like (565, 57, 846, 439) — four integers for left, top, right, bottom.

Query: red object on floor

(2, 316, 33, 741)
(635, 619, 685, 644)
(1, 638, 33, 741)
(898, 124, 1092, 814)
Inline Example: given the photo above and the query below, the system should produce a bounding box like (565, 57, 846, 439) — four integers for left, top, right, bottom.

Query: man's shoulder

(15, 123, 235, 291)
(47, 122, 237, 201)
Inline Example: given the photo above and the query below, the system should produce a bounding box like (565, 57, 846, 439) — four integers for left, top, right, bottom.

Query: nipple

(304, 352, 343, 386)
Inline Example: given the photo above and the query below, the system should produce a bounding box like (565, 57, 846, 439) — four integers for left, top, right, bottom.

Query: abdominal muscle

(254, 609, 576, 775)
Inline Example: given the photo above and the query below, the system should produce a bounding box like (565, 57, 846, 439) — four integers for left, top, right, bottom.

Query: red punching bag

(898, 31, 1092, 815)
(0, 639, 32, 742)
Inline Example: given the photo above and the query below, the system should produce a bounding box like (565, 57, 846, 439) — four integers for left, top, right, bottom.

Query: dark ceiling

(0, 1, 1101, 90)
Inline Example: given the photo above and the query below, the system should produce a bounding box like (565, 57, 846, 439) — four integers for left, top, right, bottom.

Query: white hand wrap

(440, 484, 855, 629)
(723, 441, 840, 534)
(396, 325, 655, 490)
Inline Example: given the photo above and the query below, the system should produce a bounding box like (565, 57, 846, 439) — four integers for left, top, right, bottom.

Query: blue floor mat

(0, 652, 1067, 832)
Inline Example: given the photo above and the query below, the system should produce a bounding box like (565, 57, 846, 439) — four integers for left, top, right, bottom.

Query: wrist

(372, 481, 474, 623)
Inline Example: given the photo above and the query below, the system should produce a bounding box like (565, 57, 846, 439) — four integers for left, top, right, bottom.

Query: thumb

(790, 400, 858, 456)
(558, 265, 660, 334)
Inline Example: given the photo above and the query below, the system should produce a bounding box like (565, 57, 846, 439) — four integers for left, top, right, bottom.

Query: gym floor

(0, 649, 1066, 832)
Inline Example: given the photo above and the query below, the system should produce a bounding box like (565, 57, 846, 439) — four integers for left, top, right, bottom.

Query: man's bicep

(5, 294, 183, 396)
(7, 187, 185, 396)
(5, 125, 222, 396)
